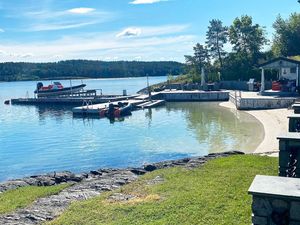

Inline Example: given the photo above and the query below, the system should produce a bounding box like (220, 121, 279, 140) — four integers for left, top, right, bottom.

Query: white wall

(281, 67, 297, 80)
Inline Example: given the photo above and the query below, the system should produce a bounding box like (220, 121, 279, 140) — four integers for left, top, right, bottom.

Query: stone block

(279, 167, 300, 178)
(279, 151, 291, 167)
(288, 117, 300, 132)
(290, 201, 300, 220)
(252, 197, 272, 216)
(249, 175, 300, 224)
(289, 140, 300, 148)
(290, 221, 300, 225)
(252, 215, 268, 225)
(271, 199, 289, 210)
(279, 141, 288, 151)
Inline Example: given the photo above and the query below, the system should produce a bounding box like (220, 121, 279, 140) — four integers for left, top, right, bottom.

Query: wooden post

(147, 74, 152, 101)
(201, 67, 205, 86)
(260, 68, 265, 93)
(297, 65, 299, 88)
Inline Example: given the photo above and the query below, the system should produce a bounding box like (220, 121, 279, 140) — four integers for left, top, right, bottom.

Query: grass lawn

(51, 155, 278, 225)
(0, 184, 69, 214)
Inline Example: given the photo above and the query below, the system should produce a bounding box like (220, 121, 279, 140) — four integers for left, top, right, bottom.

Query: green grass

(0, 184, 69, 214)
(51, 155, 277, 225)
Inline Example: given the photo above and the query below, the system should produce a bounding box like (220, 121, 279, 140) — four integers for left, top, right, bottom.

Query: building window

(283, 69, 287, 74)
(291, 67, 297, 74)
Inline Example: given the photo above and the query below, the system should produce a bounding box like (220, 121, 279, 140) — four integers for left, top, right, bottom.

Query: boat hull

(35, 84, 86, 97)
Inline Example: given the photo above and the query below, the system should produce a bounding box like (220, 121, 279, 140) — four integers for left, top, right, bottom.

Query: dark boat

(34, 82, 86, 97)
(100, 102, 132, 118)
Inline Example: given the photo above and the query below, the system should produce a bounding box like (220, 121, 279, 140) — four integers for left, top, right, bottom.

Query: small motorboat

(34, 82, 86, 97)
(99, 102, 132, 118)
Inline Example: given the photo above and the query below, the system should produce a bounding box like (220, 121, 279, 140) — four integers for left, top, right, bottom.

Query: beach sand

(220, 101, 293, 155)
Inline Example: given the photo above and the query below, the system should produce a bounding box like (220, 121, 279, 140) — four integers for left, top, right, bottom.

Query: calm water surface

(0, 77, 264, 181)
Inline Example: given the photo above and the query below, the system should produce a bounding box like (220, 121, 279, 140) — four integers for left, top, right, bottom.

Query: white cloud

(67, 8, 95, 14)
(130, 0, 167, 4)
(30, 21, 99, 31)
(116, 24, 189, 38)
(20, 53, 34, 58)
(17, 7, 115, 32)
(0, 24, 196, 62)
(116, 27, 142, 38)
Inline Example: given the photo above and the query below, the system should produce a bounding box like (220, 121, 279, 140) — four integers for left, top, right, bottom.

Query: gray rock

(130, 168, 147, 175)
(143, 164, 157, 172)
(90, 171, 102, 176)
(0, 151, 244, 225)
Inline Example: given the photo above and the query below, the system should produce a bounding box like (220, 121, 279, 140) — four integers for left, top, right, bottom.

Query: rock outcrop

(0, 151, 244, 224)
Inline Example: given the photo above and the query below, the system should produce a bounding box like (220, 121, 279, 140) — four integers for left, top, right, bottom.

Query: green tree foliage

(184, 43, 210, 82)
(183, 15, 271, 82)
(206, 19, 228, 69)
(0, 60, 184, 81)
(229, 15, 268, 64)
(272, 13, 300, 57)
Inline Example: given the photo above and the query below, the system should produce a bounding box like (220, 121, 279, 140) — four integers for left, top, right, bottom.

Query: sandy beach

(220, 101, 293, 154)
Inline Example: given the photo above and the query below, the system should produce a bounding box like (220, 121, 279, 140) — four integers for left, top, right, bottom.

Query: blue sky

(0, 0, 298, 62)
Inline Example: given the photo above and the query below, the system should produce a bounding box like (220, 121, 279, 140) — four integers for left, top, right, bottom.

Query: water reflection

(165, 102, 263, 153)
(72, 113, 130, 124)
(0, 100, 263, 181)
(35, 105, 73, 122)
(144, 108, 153, 127)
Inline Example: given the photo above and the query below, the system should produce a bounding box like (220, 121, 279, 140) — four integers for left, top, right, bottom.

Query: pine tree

(206, 19, 228, 70)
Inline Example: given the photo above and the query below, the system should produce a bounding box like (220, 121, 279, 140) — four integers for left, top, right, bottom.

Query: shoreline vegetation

(0, 153, 277, 224)
(0, 60, 184, 82)
(52, 155, 277, 225)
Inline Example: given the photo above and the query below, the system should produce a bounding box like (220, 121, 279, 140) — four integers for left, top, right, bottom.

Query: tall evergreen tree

(184, 43, 210, 82)
(193, 43, 210, 70)
(229, 15, 268, 64)
(206, 19, 228, 69)
(272, 13, 300, 57)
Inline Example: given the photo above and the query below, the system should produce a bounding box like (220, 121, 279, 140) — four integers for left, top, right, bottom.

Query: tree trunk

(216, 32, 223, 71)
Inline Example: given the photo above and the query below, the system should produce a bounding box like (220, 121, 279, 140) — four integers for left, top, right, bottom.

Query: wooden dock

(136, 100, 166, 109)
(10, 95, 138, 106)
(72, 99, 146, 115)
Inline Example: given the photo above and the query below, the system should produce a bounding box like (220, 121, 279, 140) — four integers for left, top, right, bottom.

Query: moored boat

(34, 82, 86, 97)
(99, 102, 132, 118)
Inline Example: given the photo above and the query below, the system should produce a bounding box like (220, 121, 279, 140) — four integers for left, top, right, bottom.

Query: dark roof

(259, 57, 300, 68)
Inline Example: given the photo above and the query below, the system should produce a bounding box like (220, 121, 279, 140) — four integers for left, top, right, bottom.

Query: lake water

(0, 77, 264, 181)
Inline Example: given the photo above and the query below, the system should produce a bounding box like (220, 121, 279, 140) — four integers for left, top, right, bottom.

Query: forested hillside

(0, 60, 184, 81)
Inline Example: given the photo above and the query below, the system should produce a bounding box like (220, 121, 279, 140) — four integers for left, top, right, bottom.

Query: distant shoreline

(0, 75, 168, 83)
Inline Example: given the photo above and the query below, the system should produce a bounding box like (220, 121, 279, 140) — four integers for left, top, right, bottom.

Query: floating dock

(136, 100, 166, 109)
(72, 99, 147, 115)
(10, 95, 139, 106)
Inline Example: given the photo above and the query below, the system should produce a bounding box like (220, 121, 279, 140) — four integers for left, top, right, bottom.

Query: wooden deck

(10, 95, 138, 106)
(136, 100, 166, 108)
